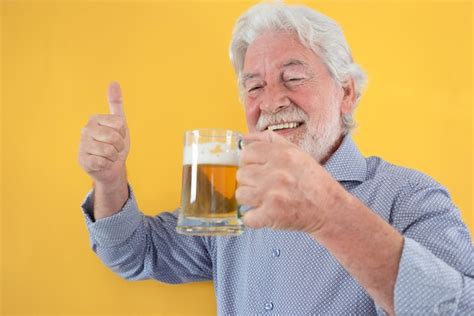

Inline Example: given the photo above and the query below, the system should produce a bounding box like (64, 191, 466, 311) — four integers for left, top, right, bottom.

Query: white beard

(298, 96, 343, 163)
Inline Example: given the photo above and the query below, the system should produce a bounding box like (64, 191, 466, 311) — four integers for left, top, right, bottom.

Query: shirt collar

(323, 135, 367, 182)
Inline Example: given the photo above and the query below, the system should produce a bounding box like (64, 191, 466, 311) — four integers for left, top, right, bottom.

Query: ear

(340, 77, 356, 115)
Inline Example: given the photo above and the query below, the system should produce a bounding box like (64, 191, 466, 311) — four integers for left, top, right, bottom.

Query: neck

(319, 133, 345, 165)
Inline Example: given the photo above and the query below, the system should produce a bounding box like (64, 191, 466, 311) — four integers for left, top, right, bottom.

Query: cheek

(290, 88, 327, 119)
(244, 99, 261, 132)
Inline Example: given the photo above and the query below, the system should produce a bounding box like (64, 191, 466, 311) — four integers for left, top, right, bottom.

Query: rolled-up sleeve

(391, 173, 474, 315)
(395, 237, 473, 315)
(80, 185, 214, 284)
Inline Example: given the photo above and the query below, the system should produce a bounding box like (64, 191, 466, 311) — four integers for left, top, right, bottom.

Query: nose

(259, 83, 291, 114)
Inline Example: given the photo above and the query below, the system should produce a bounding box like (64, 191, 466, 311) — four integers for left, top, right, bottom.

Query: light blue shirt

(81, 136, 474, 315)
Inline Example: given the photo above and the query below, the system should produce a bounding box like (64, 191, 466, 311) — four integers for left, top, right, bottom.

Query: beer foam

(183, 142, 239, 165)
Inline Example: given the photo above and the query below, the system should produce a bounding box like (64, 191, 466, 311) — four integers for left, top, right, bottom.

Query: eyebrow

(280, 59, 309, 68)
(241, 73, 260, 87)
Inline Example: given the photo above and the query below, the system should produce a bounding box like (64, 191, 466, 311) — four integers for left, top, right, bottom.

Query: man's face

(242, 31, 349, 162)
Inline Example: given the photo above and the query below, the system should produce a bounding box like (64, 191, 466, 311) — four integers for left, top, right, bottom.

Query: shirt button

(264, 302, 274, 311)
(271, 249, 281, 257)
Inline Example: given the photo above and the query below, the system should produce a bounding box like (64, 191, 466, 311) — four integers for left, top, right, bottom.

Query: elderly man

(78, 2, 473, 315)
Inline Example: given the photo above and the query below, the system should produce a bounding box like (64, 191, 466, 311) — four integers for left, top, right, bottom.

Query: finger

(241, 206, 266, 229)
(83, 139, 118, 162)
(242, 130, 289, 146)
(91, 114, 127, 138)
(236, 164, 262, 186)
(235, 185, 260, 207)
(107, 81, 125, 117)
(84, 154, 113, 172)
(239, 141, 273, 165)
(84, 125, 125, 153)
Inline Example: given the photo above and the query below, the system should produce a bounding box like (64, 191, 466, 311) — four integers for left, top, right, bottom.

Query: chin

(298, 127, 344, 164)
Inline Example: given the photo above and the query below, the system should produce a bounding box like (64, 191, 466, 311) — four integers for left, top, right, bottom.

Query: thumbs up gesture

(78, 82, 131, 186)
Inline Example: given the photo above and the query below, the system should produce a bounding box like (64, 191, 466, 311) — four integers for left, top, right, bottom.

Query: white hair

(229, 1, 368, 134)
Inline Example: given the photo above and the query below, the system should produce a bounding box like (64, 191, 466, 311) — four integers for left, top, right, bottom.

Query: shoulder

(365, 156, 445, 191)
(365, 157, 461, 230)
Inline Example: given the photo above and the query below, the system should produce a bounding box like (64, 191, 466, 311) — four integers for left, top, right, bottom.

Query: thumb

(107, 81, 125, 117)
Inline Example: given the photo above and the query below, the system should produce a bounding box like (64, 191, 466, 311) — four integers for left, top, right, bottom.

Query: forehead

(243, 31, 324, 74)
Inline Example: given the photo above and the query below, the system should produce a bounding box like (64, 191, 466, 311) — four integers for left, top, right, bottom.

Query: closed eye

(248, 86, 263, 93)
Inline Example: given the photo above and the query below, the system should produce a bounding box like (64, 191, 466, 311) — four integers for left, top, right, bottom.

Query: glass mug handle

(236, 137, 252, 218)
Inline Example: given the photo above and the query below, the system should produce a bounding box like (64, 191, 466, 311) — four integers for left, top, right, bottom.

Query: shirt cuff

(80, 184, 143, 248)
(394, 237, 463, 315)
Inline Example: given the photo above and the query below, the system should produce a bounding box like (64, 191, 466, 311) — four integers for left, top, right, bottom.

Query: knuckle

(98, 159, 108, 169)
(95, 157, 108, 169)
(108, 131, 120, 143)
(113, 138, 125, 152)
(274, 171, 293, 186)
(267, 190, 284, 205)
(104, 145, 115, 157)
(118, 138, 126, 150)
(90, 158, 100, 170)
(109, 149, 118, 160)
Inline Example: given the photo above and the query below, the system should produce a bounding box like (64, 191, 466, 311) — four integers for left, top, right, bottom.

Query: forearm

(310, 191, 403, 315)
(81, 186, 214, 283)
(82, 185, 149, 280)
(92, 170, 129, 220)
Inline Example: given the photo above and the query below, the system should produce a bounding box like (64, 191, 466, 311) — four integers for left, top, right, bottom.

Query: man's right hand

(78, 82, 130, 187)
(78, 82, 131, 220)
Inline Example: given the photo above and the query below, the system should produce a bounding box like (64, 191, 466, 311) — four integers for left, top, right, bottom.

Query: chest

(212, 230, 376, 314)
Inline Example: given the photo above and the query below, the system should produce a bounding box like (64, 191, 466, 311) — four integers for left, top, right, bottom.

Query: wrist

(92, 172, 129, 221)
(306, 179, 355, 237)
(94, 171, 127, 195)
(299, 163, 351, 236)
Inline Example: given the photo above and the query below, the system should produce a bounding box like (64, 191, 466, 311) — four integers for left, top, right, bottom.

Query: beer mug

(176, 129, 244, 236)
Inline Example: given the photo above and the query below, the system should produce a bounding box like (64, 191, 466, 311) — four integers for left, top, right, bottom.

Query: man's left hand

(236, 130, 347, 233)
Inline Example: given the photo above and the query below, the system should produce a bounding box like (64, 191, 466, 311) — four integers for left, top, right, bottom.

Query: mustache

(256, 105, 309, 131)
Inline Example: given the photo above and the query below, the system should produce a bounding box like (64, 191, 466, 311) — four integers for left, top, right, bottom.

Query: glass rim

(184, 128, 242, 138)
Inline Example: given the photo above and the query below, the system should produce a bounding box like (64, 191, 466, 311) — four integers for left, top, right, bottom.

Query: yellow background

(1, 0, 472, 315)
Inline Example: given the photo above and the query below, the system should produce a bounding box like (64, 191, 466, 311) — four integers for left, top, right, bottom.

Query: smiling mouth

(266, 121, 304, 132)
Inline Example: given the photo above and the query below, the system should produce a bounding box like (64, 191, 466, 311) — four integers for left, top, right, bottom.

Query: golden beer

(180, 164, 238, 220)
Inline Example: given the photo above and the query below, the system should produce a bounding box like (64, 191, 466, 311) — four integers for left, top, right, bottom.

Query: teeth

(267, 122, 301, 131)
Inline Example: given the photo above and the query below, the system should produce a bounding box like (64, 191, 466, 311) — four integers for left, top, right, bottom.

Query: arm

(310, 171, 474, 315)
(237, 131, 473, 315)
(308, 188, 403, 315)
(78, 83, 213, 283)
(81, 184, 214, 284)
(390, 175, 474, 314)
